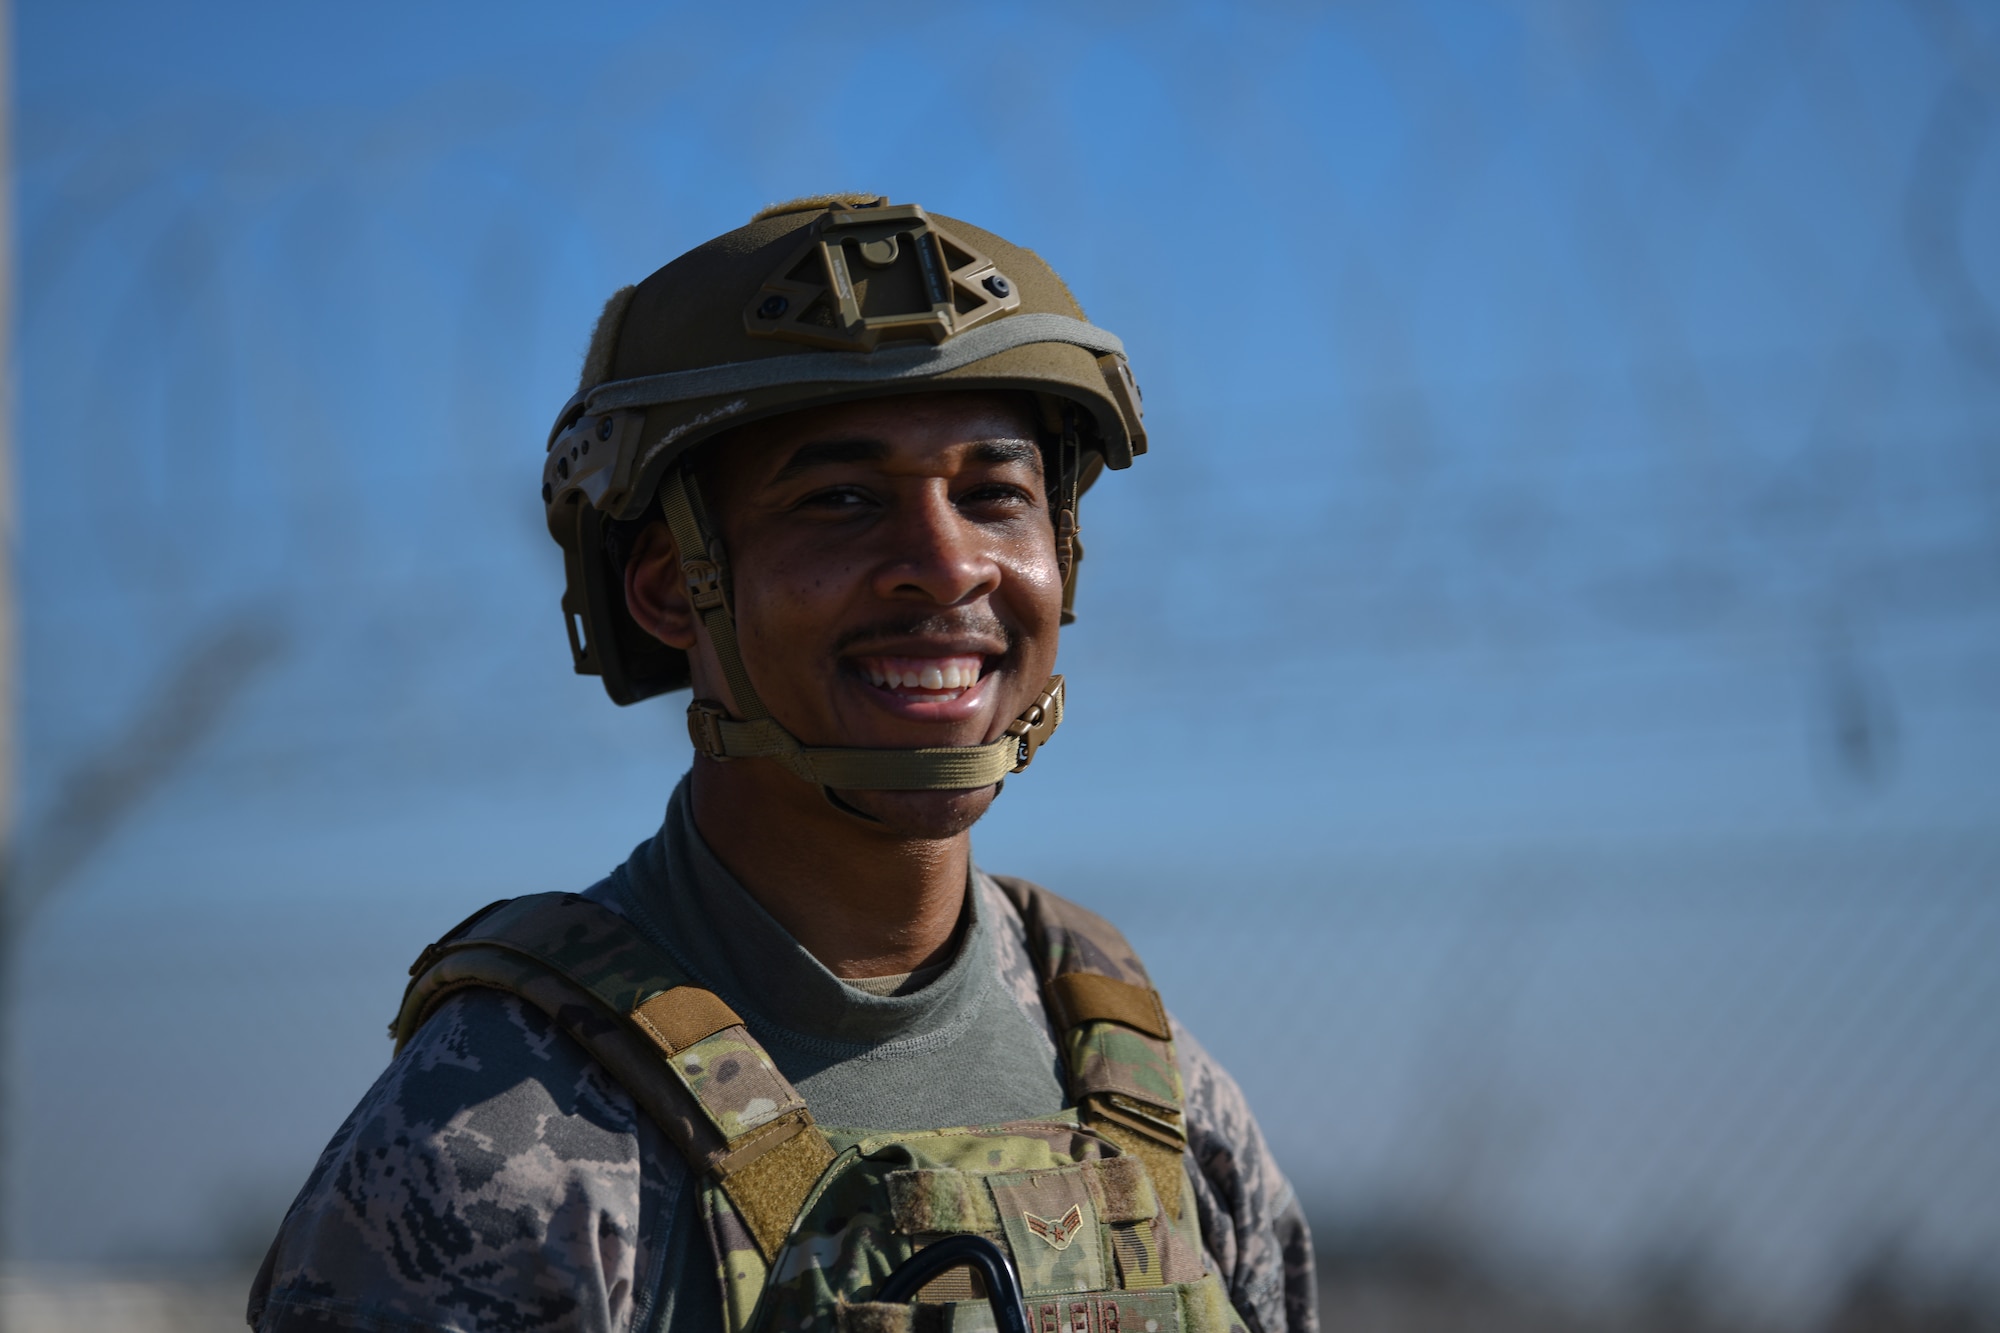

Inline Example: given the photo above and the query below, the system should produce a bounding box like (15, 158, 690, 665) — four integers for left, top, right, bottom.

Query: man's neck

(687, 759, 972, 980)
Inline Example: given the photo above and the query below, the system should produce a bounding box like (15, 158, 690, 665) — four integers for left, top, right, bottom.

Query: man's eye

(798, 486, 873, 511)
(960, 483, 1034, 507)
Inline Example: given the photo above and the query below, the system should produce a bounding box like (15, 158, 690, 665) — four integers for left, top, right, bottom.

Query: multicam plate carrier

(393, 879, 1246, 1333)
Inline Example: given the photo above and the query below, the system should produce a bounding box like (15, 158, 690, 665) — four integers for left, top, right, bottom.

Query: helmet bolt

(541, 483, 552, 503)
(556, 457, 570, 481)
(758, 294, 789, 319)
(983, 273, 1012, 297)
(596, 416, 614, 442)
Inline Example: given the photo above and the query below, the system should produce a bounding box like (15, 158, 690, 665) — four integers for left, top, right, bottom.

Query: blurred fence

(1111, 831, 2000, 1331)
(9, 1, 2000, 1330)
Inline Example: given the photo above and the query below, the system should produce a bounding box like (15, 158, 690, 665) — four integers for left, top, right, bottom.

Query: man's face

(628, 390, 1065, 834)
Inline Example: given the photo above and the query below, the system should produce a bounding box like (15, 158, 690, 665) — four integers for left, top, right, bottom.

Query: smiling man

(250, 198, 1315, 1333)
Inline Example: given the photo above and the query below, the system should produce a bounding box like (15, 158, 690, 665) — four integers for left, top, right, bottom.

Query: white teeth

(860, 659, 981, 693)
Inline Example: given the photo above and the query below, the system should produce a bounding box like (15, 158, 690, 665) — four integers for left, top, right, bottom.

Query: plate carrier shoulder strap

(392, 877, 1188, 1264)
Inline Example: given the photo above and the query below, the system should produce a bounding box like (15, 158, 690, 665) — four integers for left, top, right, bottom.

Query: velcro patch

(1046, 974, 1170, 1041)
(888, 1170, 1002, 1235)
(838, 1300, 950, 1333)
(1087, 1156, 1158, 1224)
(631, 985, 742, 1053)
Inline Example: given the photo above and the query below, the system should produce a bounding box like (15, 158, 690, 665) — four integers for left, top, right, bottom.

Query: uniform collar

(603, 777, 995, 1052)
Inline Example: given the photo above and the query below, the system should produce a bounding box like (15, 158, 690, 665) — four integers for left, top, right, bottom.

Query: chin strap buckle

(687, 699, 732, 759)
(681, 556, 728, 612)
(1004, 676, 1065, 773)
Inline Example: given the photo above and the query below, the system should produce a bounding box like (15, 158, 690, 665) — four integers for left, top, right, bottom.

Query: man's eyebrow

(769, 435, 1043, 481)
(770, 437, 889, 481)
(967, 438, 1043, 469)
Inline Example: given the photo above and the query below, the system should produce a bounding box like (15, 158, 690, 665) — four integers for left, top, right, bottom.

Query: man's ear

(624, 522, 699, 651)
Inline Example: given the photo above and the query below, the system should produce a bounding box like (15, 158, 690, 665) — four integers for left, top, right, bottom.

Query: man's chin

(831, 785, 1000, 840)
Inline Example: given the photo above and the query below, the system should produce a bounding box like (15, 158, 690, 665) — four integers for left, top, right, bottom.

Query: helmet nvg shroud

(541, 196, 1145, 792)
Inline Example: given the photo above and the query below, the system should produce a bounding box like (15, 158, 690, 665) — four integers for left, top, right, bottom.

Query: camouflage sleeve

(1173, 1018, 1318, 1333)
(247, 988, 688, 1333)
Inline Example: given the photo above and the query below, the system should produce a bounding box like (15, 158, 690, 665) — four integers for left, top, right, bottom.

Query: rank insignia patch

(1024, 1204, 1086, 1251)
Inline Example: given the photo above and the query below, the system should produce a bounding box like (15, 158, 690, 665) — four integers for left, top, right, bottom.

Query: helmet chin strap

(656, 467, 1064, 794)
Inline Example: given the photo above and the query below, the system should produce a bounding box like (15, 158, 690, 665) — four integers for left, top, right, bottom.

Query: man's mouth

(853, 654, 987, 703)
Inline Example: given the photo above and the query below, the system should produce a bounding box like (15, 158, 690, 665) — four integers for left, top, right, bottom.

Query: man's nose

(872, 486, 1001, 606)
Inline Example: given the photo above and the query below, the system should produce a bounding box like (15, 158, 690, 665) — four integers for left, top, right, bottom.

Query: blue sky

(12, 0, 2000, 1314)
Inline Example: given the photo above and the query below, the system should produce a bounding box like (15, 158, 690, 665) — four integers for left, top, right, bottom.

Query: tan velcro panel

(631, 985, 744, 1054)
(1046, 972, 1171, 1041)
(837, 1302, 951, 1333)
(717, 1115, 839, 1260)
(1087, 1155, 1160, 1224)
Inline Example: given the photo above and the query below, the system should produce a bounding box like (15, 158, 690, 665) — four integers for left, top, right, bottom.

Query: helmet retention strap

(1056, 407, 1081, 589)
(657, 466, 1063, 792)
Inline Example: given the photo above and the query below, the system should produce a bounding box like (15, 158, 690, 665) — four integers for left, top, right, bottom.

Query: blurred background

(5, 0, 1998, 1329)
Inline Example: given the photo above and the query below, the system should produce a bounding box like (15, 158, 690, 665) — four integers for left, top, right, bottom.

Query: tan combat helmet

(542, 195, 1146, 792)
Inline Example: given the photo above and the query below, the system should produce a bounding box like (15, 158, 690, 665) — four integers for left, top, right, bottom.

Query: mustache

(831, 610, 1015, 656)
